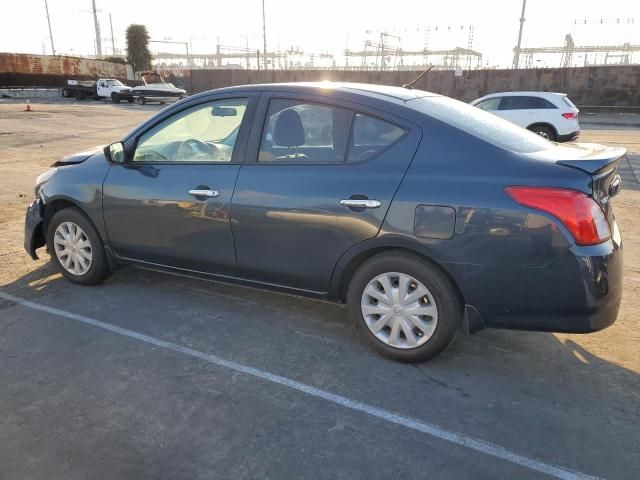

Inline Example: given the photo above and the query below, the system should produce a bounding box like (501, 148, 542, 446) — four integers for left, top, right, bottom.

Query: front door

(103, 96, 253, 274)
(231, 96, 421, 292)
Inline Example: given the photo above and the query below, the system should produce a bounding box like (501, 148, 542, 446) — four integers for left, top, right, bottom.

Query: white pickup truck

(61, 78, 133, 103)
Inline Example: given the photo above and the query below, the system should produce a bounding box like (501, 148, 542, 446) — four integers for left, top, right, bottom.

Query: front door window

(133, 99, 249, 163)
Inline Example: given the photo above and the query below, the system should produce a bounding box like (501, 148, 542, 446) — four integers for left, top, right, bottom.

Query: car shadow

(2, 261, 638, 414)
(0, 262, 640, 386)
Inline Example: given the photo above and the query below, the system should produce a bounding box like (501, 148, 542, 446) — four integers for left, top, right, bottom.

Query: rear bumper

(24, 200, 45, 260)
(557, 130, 580, 143)
(447, 221, 623, 333)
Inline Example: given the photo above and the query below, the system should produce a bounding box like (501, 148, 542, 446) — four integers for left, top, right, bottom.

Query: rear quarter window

(348, 114, 406, 162)
(409, 96, 552, 153)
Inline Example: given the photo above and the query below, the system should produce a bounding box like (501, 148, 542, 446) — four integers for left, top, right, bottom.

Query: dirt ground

(0, 102, 638, 373)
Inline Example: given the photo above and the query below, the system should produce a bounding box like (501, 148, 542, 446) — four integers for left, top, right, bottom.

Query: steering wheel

(176, 138, 218, 162)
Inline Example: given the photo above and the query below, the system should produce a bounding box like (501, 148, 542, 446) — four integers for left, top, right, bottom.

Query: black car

(24, 83, 624, 362)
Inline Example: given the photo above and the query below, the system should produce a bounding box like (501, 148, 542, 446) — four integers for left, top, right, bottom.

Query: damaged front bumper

(24, 199, 46, 259)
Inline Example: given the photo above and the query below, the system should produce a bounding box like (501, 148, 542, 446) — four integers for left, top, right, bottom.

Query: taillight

(562, 112, 577, 120)
(505, 187, 611, 245)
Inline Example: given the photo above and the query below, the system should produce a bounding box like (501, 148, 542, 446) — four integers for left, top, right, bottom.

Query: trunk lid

(524, 142, 625, 224)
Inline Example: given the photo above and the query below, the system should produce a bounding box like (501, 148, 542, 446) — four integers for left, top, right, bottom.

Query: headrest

(273, 109, 305, 147)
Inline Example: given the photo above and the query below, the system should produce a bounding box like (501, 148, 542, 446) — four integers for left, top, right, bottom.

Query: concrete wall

(190, 66, 640, 106)
(0, 53, 130, 87)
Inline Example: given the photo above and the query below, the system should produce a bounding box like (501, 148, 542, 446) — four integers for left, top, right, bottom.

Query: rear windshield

(407, 95, 552, 153)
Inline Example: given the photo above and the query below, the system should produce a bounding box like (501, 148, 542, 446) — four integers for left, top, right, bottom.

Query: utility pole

(43, 0, 56, 55)
(512, 0, 527, 69)
(262, 0, 268, 70)
(109, 13, 115, 55)
(92, 0, 102, 58)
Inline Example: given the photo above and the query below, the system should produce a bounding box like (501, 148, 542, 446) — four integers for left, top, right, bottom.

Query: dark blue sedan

(24, 83, 624, 362)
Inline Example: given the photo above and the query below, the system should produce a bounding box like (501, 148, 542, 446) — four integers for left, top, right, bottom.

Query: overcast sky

(2, 0, 639, 67)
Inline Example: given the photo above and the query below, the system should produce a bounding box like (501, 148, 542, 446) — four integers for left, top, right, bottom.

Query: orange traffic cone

(25, 100, 32, 112)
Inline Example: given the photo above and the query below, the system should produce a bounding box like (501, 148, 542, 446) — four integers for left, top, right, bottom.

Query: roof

(479, 91, 567, 98)
(209, 82, 439, 104)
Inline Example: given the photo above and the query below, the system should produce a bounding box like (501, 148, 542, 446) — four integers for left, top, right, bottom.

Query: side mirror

(104, 142, 125, 163)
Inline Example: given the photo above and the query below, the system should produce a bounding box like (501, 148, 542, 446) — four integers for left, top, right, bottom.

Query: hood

(52, 147, 103, 167)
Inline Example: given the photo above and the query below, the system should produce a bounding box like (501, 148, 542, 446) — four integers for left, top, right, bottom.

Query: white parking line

(0, 291, 598, 480)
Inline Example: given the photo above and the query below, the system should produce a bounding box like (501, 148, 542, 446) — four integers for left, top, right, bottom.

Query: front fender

(37, 153, 112, 242)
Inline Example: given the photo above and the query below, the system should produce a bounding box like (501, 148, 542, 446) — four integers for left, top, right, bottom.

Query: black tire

(111, 92, 121, 103)
(137, 96, 145, 105)
(61, 88, 70, 98)
(127, 97, 134, 103)
(528, 124, 556, 141)
(346, 251, 462, 362)
(46, 207, 111, 286)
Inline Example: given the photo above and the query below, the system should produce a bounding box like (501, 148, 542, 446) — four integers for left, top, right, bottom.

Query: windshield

(407, 95, 553, 153)
(106, 80, 124, 87)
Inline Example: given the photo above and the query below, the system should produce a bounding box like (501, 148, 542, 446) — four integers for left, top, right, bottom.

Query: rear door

(230, 95, 422, 292)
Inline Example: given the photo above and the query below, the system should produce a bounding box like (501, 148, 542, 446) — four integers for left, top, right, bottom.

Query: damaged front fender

(24, 199, 45, 259)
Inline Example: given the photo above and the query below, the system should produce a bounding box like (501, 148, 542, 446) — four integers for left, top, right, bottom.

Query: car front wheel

(46, 208, 111, 285)
(347, 251, 462, 362)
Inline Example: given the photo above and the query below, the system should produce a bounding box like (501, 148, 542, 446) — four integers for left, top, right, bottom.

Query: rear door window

(259, 99, 407, 164)
(259, 99, 352, 163)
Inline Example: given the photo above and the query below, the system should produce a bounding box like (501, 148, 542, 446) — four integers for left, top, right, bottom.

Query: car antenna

(402, 65, 434, 89)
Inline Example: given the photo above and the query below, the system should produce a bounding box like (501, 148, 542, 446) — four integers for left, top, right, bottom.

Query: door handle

(339, 199, 381, 208)
(188, 189, 219, 198)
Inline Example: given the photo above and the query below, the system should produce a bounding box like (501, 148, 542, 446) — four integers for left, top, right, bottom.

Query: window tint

(259, 99, 352, 163)
(408, 95, 551, 153)
(475, 97, 500, 111)
(348, 113, 406, 162)
(134, 99, 248, 163)
(499, 96, 556, 110)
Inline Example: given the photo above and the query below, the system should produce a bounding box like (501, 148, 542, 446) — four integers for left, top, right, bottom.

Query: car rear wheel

(111, 92, 120, 103)
(347, 251, 462, 362)
(529, 125, 555, 141)
(137, 96, 145, 105)
(46, 208, 111, 285)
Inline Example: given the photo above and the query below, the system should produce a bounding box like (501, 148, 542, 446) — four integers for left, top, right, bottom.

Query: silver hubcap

(361, 272, 438, 349)
(53, 221, 92, 276)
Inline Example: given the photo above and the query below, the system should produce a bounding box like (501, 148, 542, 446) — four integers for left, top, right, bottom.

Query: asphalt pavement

(1, 266, 638, 479)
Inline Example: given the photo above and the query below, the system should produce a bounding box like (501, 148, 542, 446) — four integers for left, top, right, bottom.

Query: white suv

(470, 92, 580, 142)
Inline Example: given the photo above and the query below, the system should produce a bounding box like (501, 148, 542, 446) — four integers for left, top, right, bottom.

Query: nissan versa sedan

(24, 82, 624, 362)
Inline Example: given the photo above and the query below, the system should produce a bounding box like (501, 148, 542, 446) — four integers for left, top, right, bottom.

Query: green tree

(126, 24, 152, 71)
